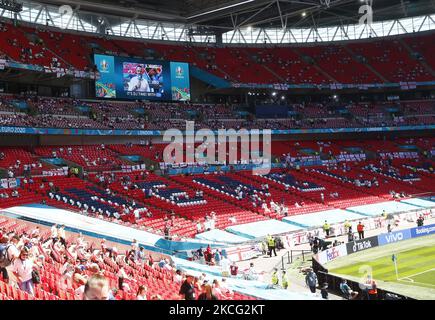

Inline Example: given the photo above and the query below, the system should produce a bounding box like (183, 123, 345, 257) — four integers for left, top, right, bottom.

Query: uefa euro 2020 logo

(100, 59, 109, 72)
(176, 66, 183, 77)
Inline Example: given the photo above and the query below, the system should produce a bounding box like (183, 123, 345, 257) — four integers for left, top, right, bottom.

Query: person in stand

(58, 225, 66, 247)
(340, 279, 358, 300)
(136, 285, 147, 300)
(0, 235, 20, 284)
(357, 221, 365, 239)
(83, 274, 113, 300)
(230, 261, 239, 277)
(198, 283, 218, 300)
(179, 274, 195, 300)
(12, 247, 35, 295)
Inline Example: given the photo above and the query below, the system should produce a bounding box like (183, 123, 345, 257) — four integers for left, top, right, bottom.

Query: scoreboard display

(94, 54, 190, 101)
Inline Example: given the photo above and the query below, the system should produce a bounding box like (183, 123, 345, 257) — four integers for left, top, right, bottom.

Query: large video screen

(94, 54, 190, 101)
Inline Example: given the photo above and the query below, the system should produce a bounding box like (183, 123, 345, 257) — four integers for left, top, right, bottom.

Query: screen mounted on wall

(94, 54, 190, 101)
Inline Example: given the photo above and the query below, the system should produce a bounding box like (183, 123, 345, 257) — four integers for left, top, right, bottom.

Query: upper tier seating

(0, 20, 434, 85)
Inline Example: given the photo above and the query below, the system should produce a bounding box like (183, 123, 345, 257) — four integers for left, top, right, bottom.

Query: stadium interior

(0, 0, 434, 302)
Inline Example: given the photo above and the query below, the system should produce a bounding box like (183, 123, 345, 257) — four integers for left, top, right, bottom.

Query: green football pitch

(326, 235, 435, 299)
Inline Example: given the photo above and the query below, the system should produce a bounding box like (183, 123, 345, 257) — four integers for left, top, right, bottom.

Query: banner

(8, 179, 18, 188)
(42, 168, 68, 176)
(410, 224, 435, 238)
(346, 236, 379, 254)
(377, 229, 411, 246)
(316, 243, 348, 264)
(225, 245, 261, 262)
(0, 125, 434, 137)
(0, 178, 8, 189)
(0, 178, 20, 189)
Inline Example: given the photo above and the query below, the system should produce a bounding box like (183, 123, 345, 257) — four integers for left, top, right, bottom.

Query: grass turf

(327, 235, 435, 299)
(330, 246, 435, 288)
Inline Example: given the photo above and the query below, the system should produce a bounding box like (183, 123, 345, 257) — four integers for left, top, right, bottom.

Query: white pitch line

(398, 268, 435, 280)
(399, 277, 414, 283)
(397, 268, 435, 287)
(397, 279, 435, 288)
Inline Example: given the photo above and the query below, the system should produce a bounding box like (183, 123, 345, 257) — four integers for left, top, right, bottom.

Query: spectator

(220, 256, 231, 277)
(245, 263, 259, 281)
(12, 247, 35, 295)
(83, 274, 112, 300)
(51, 224, 58, 241)
(117, 265, 132, 291)
(198, 283, 218, 300)
(179, 274, 196, 300)
(214, 250, 221, 266)
(174, 269, 183, 284)
(58, 225, 66, 247)
(136, 285, 147, 300)
(230, 261, 239, 277)
(212, 279, 231, 299)
(0, 235, 20, 283)
(340, 279, 358, 300)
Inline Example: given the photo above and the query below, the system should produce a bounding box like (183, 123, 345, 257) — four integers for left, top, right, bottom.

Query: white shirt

(58, 227, 66, 239)
(75, 285, 85, 300)
(6, 244, 20, 261)
(174, 274, 183, 284)
(13, 258, 34, 282)
(128, 76, 150, 92)
(131, 242, 139, 251)
(51, 226, 58, 238)
(220, 258, 230, 273)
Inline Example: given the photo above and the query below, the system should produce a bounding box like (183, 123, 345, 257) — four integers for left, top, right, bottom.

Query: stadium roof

(35, 0, 435, 31)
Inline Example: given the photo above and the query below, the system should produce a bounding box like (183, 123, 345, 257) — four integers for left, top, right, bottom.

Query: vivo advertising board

(377, 229, 412, 245)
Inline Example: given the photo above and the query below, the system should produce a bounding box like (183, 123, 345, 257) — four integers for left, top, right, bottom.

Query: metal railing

(280, 249, 313, 270)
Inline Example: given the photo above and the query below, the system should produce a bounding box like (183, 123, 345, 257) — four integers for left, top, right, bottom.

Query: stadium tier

(1, 20, 435, 85)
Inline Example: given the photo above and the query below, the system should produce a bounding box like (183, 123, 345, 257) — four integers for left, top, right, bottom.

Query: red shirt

(357, 224, 364, 232)
(230, 265, 238, 276)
